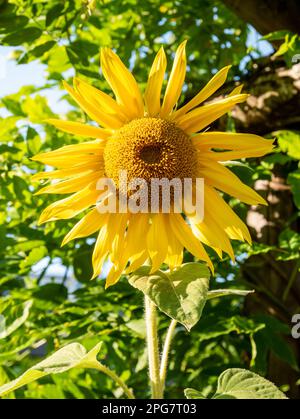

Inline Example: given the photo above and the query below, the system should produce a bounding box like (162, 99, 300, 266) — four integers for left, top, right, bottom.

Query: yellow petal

(144, 47, 167, 116)
(46, 119, 112, 139)
(147, 213, 168, 273)
(63, 81, 123, 129)
(204, 185, 251, 243)
(32, 141, 103, 168)
(127, 251, 148, 274)
(169, 212, 213, 272)
(189, 210, 234, 260)
(164, 215, 183, 270)
(62, 208, 109, 246)
(105, 214, 130, 287)
(177, 93, 249, 134)
(228, 84, 244, 96)
(173, 65, 231, 119)
(125, 214, 150, 273)
(110, 213, 129, 265)
(73, 78, 128, 122)
(92, 213, 127, 279)
(33, 154, 100, 169)
(32, 162, 101, 180)
(200, 148, 273, 161)
(105, 263, 127, 289)
(192, 132, 274, 160)
(35, 170, 103, 195)
(38, 182, 99, 224)
(160, 41, 187, 117)
(32, 141, 104, 159)
(92, 223, 110, 279)
(198, 158, 267, 205)
(100, 48, 144, 119)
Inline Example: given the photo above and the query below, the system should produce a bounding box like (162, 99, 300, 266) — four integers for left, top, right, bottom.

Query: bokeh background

(0, 0, 299, 399)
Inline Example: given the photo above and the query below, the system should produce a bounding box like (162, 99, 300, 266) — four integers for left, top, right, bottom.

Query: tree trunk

(221, 0, 300, 36)
(220, 0, 300, 397)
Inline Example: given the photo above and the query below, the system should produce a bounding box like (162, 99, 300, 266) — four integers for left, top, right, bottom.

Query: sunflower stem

(94, 363, 135, 399)
(144, 296, 162, 399)
(159, 319, 177, 393)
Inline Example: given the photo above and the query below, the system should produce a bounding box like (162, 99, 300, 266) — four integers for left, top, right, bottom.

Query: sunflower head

(32, 41, 274, 288)
(104, 117, 198, 199)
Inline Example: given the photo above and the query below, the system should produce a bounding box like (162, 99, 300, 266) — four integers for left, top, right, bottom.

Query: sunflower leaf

(213, 368, 288, 399)
(129, 263, 210, 330)
(206, 289, 254, 300)
(0, 342, 102, 398)
(185, 368, 287, 399)
(184, 388, 207, 399)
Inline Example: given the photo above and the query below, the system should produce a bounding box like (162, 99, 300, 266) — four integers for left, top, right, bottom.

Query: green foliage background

(0, 0, 299, 399)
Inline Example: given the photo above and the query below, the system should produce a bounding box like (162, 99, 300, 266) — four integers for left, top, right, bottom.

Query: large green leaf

(185, 368, 287, 399)
(0, 342, 102, 398)
(213, 369, 288, 399)
(129, 263, 210, 330)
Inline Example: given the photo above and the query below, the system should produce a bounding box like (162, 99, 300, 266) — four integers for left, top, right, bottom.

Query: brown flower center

(104, 117, 198, 196)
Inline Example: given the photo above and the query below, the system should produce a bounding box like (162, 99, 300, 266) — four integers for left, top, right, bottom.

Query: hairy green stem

(95, 363, 135, 399)
(145, 296, 162, 399)
(160, 319, 177, 393)
(283, 259, 299, 302)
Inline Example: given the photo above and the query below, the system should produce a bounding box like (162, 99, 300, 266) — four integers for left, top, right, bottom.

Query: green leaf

(275, 130, 300, 159)
(129, 263, 210, 330)
(221, 160, 253, 171)
(287, 170, 300, 209)
(19, 246, 48, 270)
(46, 4, 65, 27)
(213, 368, 288, 399)
(2, 27, 43, 46)
(21, 95, 54, 123)
(0, 14, 29, 33)
(185, 368, 287, 399)
(0, 300, 32, 339)
(73, 247, 93, 283)
(126, 319, 146, 338)
(33, 284, 68, 303)
(206, 289, 254, 300)
(28, 41, 56, 59)
(261, 30, 291, 41)
(184, 388, 206, 399)
(13, 240, 45, 253)
(0, 342, 102, 398)
(271, 34, 298, 58)
(26, 126, 41, 155)
(253, 316, 299, 372)
(277, 228, 300, 261)
(1, 98, 25, 116)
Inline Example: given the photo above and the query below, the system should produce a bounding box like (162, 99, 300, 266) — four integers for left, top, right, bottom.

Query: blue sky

(0, 46, 68, 114)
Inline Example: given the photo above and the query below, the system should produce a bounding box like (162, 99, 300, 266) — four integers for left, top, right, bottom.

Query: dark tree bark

(222, 0, 300, 36)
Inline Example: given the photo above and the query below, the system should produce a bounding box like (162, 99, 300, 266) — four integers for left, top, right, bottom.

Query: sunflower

(32, 42, 273, 287)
